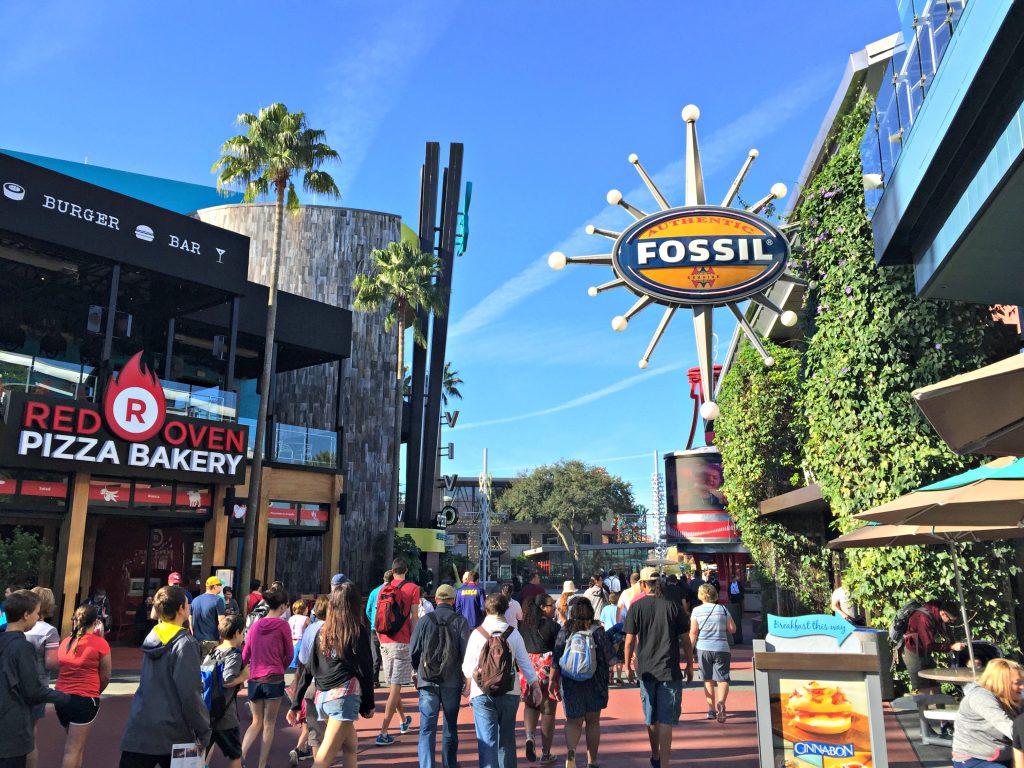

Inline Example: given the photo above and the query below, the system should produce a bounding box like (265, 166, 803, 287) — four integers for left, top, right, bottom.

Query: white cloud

(316, 3, 457, 195)
(450, 70, 834, 339)
(455, 362, 683, 430)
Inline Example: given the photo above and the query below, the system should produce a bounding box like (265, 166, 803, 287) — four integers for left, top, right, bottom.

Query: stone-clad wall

(195, 204, 400, 589)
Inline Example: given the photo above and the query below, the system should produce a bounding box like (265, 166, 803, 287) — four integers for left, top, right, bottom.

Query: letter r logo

(124, 398, 147, 423)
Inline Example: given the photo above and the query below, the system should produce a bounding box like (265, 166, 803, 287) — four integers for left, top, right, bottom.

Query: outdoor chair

(916, 694, 958, 747)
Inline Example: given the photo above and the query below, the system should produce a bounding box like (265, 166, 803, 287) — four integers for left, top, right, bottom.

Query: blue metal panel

(871, 0, 1014, 264)
(0, 149, 242, 214)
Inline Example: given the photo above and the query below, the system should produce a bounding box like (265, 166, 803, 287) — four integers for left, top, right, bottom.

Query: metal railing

(273, 422, 337, 469)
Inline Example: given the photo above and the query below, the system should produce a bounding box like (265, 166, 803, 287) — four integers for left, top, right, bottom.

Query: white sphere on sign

(749, 149, 759, 158)
(548, 251, 567, 270)
(628, 153, 639, 164)
(611, 316, 628, 331)
(681, 104, 700, 122)
(699, 401, 720, 421)
(585, 225, 596, 235)
(587, 286, 599, 297)
(606, 189, 623, 205)
(780, 310, 798, 327)
(765, 356, 776, 367)
(638, 359, 648, 369)
(771, 182, 788, 199)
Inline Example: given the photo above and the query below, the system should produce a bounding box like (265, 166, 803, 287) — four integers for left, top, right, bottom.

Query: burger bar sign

(0, 353, 248, 484)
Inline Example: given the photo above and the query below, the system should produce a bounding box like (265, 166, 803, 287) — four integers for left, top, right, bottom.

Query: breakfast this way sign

(752, 615, 888, 768)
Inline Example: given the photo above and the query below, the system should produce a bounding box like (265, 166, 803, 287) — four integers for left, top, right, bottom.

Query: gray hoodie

(120, 624, 211, 755)
(952, 683, 1015, 762)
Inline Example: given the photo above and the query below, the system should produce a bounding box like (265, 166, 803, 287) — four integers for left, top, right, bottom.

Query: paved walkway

(35, 643, 934, 768)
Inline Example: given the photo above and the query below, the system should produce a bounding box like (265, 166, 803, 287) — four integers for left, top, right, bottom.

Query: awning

(913, 353, 1024, 456)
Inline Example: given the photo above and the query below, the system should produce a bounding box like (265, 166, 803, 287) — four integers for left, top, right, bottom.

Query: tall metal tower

(650, 450, 666, 560)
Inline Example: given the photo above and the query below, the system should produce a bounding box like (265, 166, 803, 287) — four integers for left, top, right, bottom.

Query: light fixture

(862, 173, 884, 190)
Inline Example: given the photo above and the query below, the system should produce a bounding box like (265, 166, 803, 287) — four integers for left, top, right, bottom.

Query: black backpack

(420, 613, 460, 684)
(889, 600, 931, 647)
(374, 584, 407, 637)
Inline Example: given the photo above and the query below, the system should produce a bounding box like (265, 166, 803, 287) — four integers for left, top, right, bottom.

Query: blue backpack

(201, 652, 227, 720)
(559, 627, 598, 681)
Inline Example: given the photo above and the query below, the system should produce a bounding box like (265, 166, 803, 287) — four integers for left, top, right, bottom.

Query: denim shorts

(639, 677, 683, 725)
(318, 694, 360, 722)
(248, 681, 286, 701)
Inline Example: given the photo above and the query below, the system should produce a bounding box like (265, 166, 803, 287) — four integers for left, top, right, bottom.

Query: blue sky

(1, 1, 899, 521)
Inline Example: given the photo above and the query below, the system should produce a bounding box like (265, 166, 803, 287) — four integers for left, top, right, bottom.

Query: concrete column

(58, 473, 91, 632)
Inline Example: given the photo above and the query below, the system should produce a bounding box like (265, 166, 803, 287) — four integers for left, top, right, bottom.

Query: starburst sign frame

(549, 104, 801, 419)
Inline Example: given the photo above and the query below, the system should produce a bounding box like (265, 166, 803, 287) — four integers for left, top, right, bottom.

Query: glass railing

(861, 0, 967, 209)
(0, 351, 237, 421)
(273, 423, 337, 469)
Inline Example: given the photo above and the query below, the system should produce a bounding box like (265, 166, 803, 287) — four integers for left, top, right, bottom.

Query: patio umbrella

(913, 354, 1024, 456)
(853, 457, 1024, 527)
(833, 518, 1024, 675)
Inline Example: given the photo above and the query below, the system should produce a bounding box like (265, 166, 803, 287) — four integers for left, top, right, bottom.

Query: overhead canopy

(828, 522, 1024, 549)
(913, 354, 1024, 456)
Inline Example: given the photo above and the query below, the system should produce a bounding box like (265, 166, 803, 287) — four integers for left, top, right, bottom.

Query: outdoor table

(918, 667, 978, 685)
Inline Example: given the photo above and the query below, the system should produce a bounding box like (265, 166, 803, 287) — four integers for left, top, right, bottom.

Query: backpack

(246, 600, 269, 632)
(729, 581, 741, 596)
(201, 651, 228, 721)
(889, 600, 930, 647)
(374, 584, 408, 637)
(559, 627, 599, 681)
(420, 613, 459, 684)
(472, 626, 516, 695)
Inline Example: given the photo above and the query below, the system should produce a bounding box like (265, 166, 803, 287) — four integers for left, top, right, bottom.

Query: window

(541, 533, 560, 546)
(510, 533, 530, 546)
(455, 532, 469, 545)
(578, 533, 592, 545)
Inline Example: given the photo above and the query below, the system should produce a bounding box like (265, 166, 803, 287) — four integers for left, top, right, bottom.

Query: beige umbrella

(913, 354, 1024, 456)
(831, 520, 1024, 675)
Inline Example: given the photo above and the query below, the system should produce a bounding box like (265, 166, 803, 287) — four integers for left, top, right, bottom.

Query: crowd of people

(0, 563, 737, 768)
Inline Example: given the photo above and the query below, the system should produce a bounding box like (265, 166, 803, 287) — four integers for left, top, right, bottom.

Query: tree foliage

(0, 527, 53, 590)
(496, 460, 634, 579)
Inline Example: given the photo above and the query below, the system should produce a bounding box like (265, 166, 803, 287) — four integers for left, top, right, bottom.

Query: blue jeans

(418, 686, 463, 768)
(471, 694, 520, 768)
(953, 760, 1008, 768)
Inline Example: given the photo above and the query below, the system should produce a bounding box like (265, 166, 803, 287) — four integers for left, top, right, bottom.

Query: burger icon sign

(3, 182, 26, 201)
(134, 224, 155, 242)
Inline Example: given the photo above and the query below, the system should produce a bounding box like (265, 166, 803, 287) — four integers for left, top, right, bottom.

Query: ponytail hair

(66, 603, 99, 654)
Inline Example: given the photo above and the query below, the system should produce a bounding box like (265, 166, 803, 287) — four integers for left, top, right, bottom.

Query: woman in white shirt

(462, 593, 542, 768)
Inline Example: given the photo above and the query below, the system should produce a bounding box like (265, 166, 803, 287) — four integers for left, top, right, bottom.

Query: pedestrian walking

(410, 584, 470, 768)
(288, 583, 375, 768)
(375, 558, 421, 746)
(456, 571, 486, 629)
(556, 582, 577, 625)
(166, 572, 193, 603)
(290, 599, 311, 664)
(85, 587, 112, 634)
(240, 584, 293, 768)
(624, 568, 694, 768)
(599, 593, 619, 631)
(0, 589, 70, 767)
(616, 574, 641, 622)
(119, 585, 210, 768)
(191, 576, 226, 658)
(502, 583, 523, 629)
(583, 574, 609, 617)
(365, 569, 393, 689)
(291, 594, 330, 766)
(521, 572, 546, 604)
(603, 572, 621, 595)
(54, 603, 111, 768)
(518, 595, 560, 764)
(25, 587, 60, 768)
(689, 584, 735, 723)
(463, 592, 542, 768)
(223, 586, 241, 616)
(246, 580, 263, 615)
(551, 598, 612, 768)
(204, 614, 248, 768)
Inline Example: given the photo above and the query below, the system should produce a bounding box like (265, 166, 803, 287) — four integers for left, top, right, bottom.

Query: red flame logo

(103, 351, 166, 442)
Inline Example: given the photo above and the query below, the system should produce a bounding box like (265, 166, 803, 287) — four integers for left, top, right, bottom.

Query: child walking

(205, 614, 248, 768)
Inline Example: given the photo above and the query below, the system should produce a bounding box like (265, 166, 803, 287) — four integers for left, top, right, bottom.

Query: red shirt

(56, 633, 110, 697)
(379, 578, 420, 645)
(246, 591, 263, 614)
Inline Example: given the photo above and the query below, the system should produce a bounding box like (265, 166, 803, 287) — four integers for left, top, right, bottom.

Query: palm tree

(212, 103, 339, 599)
(441, 362, 463, 406)
(352, 240, 445, 563)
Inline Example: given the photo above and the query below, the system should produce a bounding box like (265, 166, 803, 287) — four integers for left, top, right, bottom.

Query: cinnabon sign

(0, 352, 248, 483)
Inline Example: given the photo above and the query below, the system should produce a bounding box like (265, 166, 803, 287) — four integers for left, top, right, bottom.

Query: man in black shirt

(624, 568, 693, 768)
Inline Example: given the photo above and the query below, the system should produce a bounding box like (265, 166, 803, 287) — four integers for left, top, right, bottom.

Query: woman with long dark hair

(55, 603, 111, 768)
(518, 594, 560, 763)
(288, 582, 374, 768)
(551, 597, 611, 768)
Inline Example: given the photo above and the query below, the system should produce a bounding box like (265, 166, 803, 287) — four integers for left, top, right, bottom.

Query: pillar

(254, 467, 273, 583)
(323, 475, 345, 592)
(58, 473, 90, 632)
(201, 486, 230, 579)
(266, 536, 278, 585)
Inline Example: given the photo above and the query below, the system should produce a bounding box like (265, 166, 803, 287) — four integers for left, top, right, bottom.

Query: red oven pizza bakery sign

(0, 352, 247, 484)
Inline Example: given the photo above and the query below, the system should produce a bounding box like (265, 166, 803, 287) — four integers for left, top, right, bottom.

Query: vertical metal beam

(692, 306, 714, 407)
(417, 144, 463, 529)
(226, 296, 240, 390)
(334, 362, 345, 471)
(164, 317, 175, 380)
(101, 263, 121, 363)
(405, 143, 440, 527)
